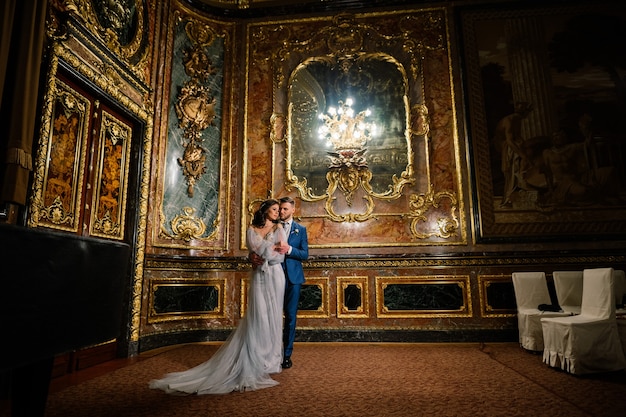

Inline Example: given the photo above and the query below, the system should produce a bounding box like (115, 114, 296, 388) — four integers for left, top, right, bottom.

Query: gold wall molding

(239, 276, 330, 319)
(337, 276, 369, 318)
(478, 274, 516, 318)
(145, 258, 247, 271)
(375, 275, 472, 319)
(148, 277, 226, 323)
(145, 253, 626, 272)
(296, 277, 330, 319)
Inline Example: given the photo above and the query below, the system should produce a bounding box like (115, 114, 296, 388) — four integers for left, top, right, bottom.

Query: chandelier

(317, 98, 376, 151)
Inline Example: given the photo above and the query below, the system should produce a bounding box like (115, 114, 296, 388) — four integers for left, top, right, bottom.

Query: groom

(249, 196, 309, 369)
(275, 196, 309, 369)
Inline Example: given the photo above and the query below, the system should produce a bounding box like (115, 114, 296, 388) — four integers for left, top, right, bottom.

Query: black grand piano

(0, 224, 130, 417)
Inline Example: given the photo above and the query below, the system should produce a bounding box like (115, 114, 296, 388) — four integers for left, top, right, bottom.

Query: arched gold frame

(285, 53, 415, 222)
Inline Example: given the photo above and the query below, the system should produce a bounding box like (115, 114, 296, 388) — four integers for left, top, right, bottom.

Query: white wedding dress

(149, 226, 286, 395)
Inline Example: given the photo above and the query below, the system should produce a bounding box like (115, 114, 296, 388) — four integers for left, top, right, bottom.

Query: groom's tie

(282, 221, 290, 236)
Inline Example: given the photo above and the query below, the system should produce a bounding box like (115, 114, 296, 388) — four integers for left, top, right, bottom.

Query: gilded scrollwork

(175, 22, 219, 198)
(41, 196, 74, 225)
(53, 0, 148, 81)
(167, 206, 207, 242)
(281, 18, 419, 222)
(405, 188, 459, 239)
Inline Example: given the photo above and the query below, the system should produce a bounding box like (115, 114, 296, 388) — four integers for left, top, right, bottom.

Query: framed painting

(461, 1, 626, 241)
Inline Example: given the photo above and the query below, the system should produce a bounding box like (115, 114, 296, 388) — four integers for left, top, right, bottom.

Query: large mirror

(286, 53, 413, 212)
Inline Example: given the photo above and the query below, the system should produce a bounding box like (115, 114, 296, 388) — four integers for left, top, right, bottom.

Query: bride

(149, 199, 287, 395)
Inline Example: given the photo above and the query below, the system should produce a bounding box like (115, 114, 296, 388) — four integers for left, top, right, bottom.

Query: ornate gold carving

(175, 22, 219, 198)
(41, 196, 74, 225)
(90, 111, 132, 240)
(166, 206, 208, 242)
(57, 0, 148, 81)
(375, 275, 472, 318)
(270, 113, 286, 142)
(405, 188, 459, 239)
(93, 209, 119, 236)
(29, 79, 90, 232)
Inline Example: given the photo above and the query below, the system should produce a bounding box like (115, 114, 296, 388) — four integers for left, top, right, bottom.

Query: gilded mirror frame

(265, 13, 434, 223)
(285, 53, 416, 222)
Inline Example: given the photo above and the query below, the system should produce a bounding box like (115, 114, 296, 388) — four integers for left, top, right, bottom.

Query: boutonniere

(292, 229, 299, 235)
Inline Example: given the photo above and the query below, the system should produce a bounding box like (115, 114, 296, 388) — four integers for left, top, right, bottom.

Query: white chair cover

(541, 268, 626, 374)
(512, 272, 569, 351)
(553, 271, 583, 315)
(614, 270, 626, 307)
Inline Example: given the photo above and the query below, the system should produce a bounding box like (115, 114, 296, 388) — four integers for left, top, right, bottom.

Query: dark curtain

(0, 0, 48, 207)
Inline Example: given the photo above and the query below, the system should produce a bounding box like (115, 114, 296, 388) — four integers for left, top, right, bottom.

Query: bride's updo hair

(252, 198, 280, 227)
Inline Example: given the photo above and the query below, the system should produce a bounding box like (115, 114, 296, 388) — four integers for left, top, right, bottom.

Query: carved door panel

(29, 73, 134, 241)
(86, 106, 133, 240)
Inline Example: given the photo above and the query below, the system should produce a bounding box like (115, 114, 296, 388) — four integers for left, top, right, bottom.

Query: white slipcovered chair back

(512, 272, 568, 351)
(541, 267, 626, 374)
(581, 268, 615, 320)
(512, 272, 552, 309)
(614, 269, 626, 307)
(553, 271, 583, 315)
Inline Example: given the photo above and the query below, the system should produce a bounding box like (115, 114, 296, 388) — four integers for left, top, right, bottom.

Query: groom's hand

(275, 241, 290, 254)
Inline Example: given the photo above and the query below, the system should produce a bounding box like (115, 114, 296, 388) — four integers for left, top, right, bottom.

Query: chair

(553, 271, 583, 315)
(614, 270, 625, 309)
(512, 272, 569, 351)
(541, 268, 626, 375)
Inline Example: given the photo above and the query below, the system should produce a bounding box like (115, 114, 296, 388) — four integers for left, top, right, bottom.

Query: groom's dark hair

(280, 196, 295, 206)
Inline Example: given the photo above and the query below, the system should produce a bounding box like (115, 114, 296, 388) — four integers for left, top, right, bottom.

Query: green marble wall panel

(162, 18, 225, 238)
(153, 285, 219, 313)
(299, 284, 323, 311)
(383, 283, 463, 311)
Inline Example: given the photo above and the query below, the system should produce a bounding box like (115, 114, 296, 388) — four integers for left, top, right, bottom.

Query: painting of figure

(463, 2, 626, 239)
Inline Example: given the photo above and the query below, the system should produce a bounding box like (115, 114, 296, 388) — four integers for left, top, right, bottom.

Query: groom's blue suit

(282, 220, 308, 359)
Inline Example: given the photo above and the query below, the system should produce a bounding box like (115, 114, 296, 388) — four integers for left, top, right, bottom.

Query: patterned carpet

(44, 342, 626, 417)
